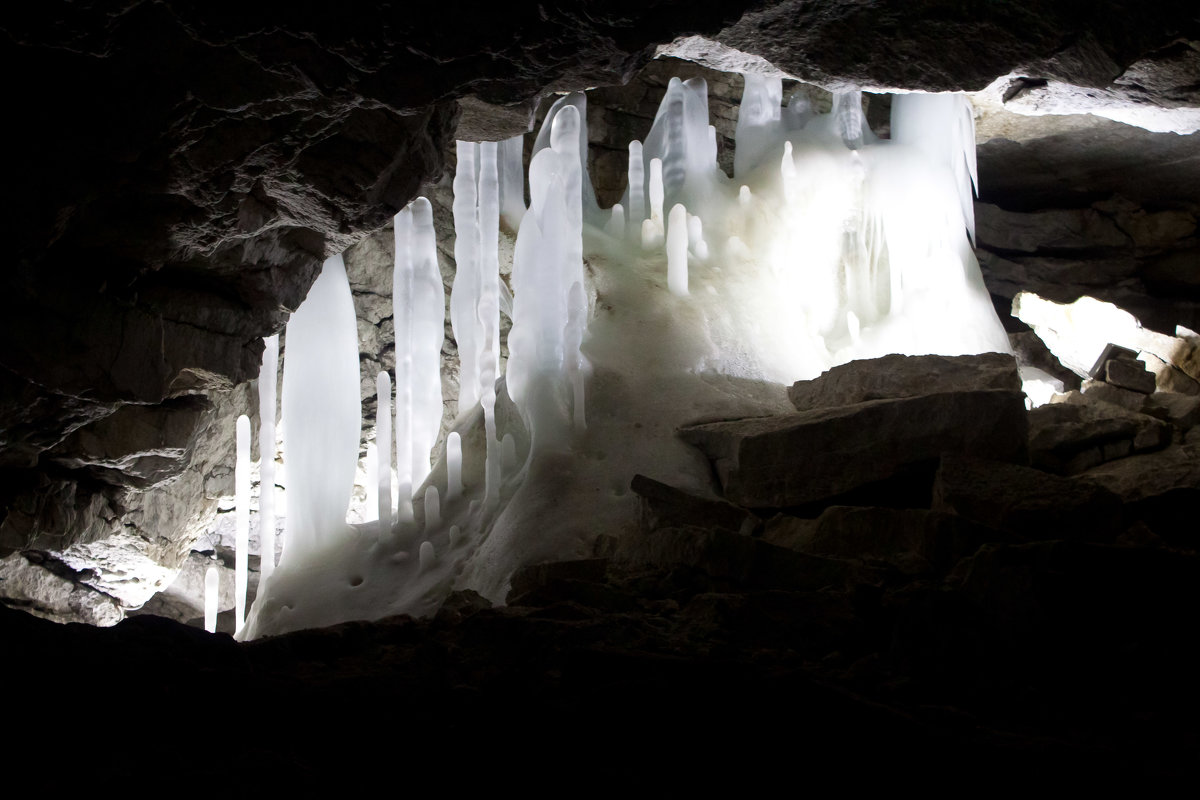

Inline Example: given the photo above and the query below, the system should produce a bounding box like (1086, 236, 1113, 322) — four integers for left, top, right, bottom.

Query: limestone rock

(1028, 395, 1171, 474)
(1080, 379, 1149, 411)
(779, 505, 1000, 576)
(1078, 443, 1200, 541)
(680, 390, 1028, 509)
(787, 353, 1021, 412)
(1142, 392, 1200, 430)
(631, 474, 759, 537)
(976, 204, 1130, 254)
(933, 454, 1123, 544)
(1104, 358, 1157, 394)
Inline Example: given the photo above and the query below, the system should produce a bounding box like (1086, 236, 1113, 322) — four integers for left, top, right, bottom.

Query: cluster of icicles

(211, 72, 1010, 639)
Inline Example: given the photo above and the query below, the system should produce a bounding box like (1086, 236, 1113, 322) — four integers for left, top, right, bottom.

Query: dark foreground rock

(680, 390, 1028, 509)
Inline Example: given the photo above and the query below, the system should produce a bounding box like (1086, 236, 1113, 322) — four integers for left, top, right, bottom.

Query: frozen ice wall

(240, 73, 1012, 639)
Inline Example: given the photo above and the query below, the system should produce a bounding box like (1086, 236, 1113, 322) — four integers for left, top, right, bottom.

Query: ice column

(667, 204, 689, 296)
(508, 104, 588, 454)
(257, 334, 278, 583)
(451, 142, 483, 416)
(376, 371, 392, 538)
(627, 140, 645, 235)
(394, 198, 446, 514)
(280, 254, 362, 561)
(446, 431, 463, 502)
(734, 74, 783, 179)
(234, 414, 250, 633)
(204, 564, 218, 633)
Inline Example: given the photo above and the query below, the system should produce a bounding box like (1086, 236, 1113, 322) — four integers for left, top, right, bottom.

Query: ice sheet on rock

(257, 335, 278, 584)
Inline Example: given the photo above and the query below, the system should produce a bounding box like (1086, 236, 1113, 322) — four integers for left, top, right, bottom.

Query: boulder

(680, 389, 1028, 509)
(630, 474, 759, 537)
(788, 352, 1021, 412)
(1142, 392, 1200, 430)
(1104, 358, 1157, 394)
(933, 454, 1123, 544)
(1028, 394, 1171, 474)
(1079, 379, 1148, 412)
(615, 526, 878, 592)
(1078, 444, 1200, 542)
(779, 505, 1000, 575)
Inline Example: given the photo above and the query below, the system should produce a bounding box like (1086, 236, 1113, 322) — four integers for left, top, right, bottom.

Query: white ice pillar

(376, 371, 392, 538)
(257, 334, 278, 583)
(204, 564, 218, 634)
(234, 413, 250, 633)
(446, 431, 463, 502)
(667, 203, 689, 296)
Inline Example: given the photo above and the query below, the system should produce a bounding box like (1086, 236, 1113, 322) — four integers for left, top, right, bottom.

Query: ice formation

(393, 199, 445, 516)
(257, 335, 279, 584)
(234, 413, 250, 633)
(239, 72, 1012, 639)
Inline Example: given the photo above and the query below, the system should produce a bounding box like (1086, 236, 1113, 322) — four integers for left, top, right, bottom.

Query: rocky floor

(4, 352, 1197, 787)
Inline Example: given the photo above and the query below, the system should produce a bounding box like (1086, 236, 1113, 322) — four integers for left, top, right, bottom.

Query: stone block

(1104, 358, 1156, 394)
(680, 390, 1028, 509)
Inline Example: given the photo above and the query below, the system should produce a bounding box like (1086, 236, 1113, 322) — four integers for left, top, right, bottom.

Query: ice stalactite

(393, 198, 445, 514)
(279, 254, 362, 561)
(626, 140, 645, 237)
(499, 134, 526, 231)
(234, 413, 250, 633)
(667, 203, 689, 296)
(446, 431, 463, 502)
(257, 335, 278, 585)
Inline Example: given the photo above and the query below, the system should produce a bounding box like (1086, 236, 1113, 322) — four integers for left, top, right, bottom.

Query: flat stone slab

(788, 352, 1021, 411)
(679, 389, 1028, 509)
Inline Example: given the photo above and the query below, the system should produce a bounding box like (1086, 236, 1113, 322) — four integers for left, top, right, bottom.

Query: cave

(3, 2, 1198, 787)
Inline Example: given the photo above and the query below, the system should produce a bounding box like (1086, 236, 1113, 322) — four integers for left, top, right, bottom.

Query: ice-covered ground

(238, 73, 1010, 639)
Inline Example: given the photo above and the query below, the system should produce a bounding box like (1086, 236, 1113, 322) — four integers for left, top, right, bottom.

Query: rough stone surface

(787, 353, 1021, 412)
(781, 506, 999, 576)
(1142, 392, 1200, 430)
(1103, 358, 1158, 394)
(679, 390, 1028, 509)
(933, 454, 1123, 544)
(1079, 443, 1200, 541)
(1027, 394, 1171, 474)
(631, 474, 760, 537)
(1080, 379, 1150, 411)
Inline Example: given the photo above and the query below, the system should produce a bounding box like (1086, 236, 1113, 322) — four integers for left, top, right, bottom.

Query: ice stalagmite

(394, 198, 446, 507)
(234, 413, 250, 633)
(735, 74, 783, 179)
(626, 140, 645, 236)
(279, 254, 361, 561)
(204, 565, 218, 633)
(376, 371, 392, 538)
(667, 204, 690, 296)
(257, 334, 278, 584)
(446, 432, 463, 502)
(508, 103, 588, 454)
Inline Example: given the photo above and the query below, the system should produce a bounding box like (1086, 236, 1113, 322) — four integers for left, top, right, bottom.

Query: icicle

(642, 158, 665, 249)
(449, 525, 462, 549)
(734, 73, 782, 179)
(565, 280, 587, 430)
(204, 564, 218, 634)
(446, 431, 463, 502)
(499, 133, 527, 230)
(418, 540, 435, 572)
(667, 204, 689, 296)
(834, 90, 865, 150)
(376, 371, 392, 539)
(501, 432, 517, 472)
(479, 141, 503, 512)
(234, 413, 250, 633)
(257, 334, 278, 583)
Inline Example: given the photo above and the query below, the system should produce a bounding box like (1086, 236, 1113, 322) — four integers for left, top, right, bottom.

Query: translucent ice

(667, 203, 689, 296)
(257, 334, 278, 584)
(279, 254, 361, 561)
(235, 413, 250, 633)
(204, 564, 218, 634)
(376, 371, 392, 538)
(394, 198, 445, 500)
